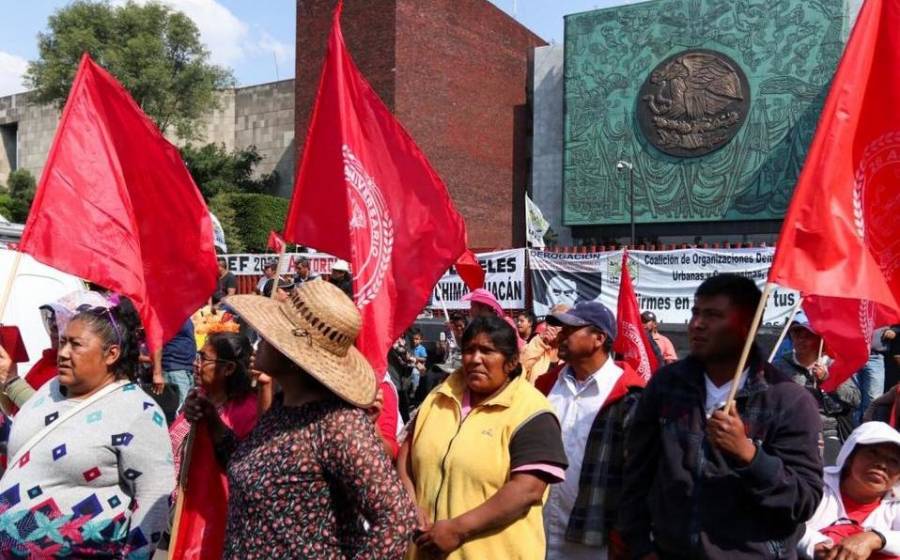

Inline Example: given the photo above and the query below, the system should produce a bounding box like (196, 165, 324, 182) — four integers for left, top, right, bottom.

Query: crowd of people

(0, 269, 898, 559)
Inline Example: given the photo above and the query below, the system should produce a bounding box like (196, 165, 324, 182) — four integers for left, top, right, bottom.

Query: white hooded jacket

(799, 421, 900, 558)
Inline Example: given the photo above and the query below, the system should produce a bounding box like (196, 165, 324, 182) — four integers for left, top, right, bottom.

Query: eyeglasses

(195, 352, 228, 365)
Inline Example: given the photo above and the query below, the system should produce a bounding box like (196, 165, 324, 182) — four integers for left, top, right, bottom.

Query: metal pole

(629, 168, 635, 248)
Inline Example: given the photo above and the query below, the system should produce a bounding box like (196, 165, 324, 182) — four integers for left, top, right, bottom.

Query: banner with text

(222, 253, 337, 277)
(430, 248, 526, 310)
(530, 248, 798, 326)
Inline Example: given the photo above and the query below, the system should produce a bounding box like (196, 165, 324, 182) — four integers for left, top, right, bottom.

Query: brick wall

(294, 0, 544, 248)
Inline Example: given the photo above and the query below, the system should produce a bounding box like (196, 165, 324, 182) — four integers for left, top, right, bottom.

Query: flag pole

(270, 247, 287, 300)
(724, 282, 775, 414)
(767, 295, 804, 362)
(0, 251, 22, 321)
(168, 424, 196, 559)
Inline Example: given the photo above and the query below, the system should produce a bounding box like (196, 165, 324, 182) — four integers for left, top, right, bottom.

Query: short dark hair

(206, 333, 254, 401)
(295, 257, 310, 267)
(695, 274, 762, 319)
(411, 328, 423, 338)
(461, 315, 522, 378)
(262, 263, 275, 272)
(217, 257, 227, 267)
(518, 311, 536, 327)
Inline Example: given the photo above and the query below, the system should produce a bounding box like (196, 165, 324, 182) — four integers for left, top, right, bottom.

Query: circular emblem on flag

(637, 49, 750, 157)
(342, 145, 394, 307)
(853, 131, 900, 282)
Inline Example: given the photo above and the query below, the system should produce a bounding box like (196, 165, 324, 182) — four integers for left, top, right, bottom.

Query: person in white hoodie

(799, 421, 900, 559)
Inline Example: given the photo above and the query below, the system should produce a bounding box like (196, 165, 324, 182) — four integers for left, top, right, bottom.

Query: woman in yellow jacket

(398, 314, 568, 559)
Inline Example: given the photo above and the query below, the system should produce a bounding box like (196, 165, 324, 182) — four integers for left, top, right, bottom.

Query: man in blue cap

(536, 301, 646, 560)
(772, 311, 860, 464)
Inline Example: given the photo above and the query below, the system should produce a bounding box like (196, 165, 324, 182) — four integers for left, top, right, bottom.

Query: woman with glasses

(162, 332, 259, 556)
(0, 299, 174, 557)
(169, 333, 258, 483)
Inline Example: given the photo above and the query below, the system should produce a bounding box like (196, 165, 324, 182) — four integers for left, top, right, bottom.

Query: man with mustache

(619, 274, 824, 559)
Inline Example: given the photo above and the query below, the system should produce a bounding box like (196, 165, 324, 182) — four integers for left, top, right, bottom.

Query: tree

(209, 193, 288, 253)
(181, 143, 279, 200)
(26, 1, 234, 140)
(0, 170, 37, 224)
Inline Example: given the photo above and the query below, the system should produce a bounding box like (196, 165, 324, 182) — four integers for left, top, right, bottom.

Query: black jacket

(619, 354, 823, 559)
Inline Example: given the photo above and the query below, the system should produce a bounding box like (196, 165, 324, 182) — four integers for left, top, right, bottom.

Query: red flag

(170, 426, 227, 558)
(768, 0, 900, 389)
(612, 252, 659, 381)
(283, 3, 468, 375)
(18, 55, 217, 351)
(456, 249, 485, 291)
(267, 230, 286, 253)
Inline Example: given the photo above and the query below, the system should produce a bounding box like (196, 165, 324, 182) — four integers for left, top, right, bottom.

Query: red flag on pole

(768, 0, 900, 390)
(283, 2, 468, 375)
(456, 249, 485, 291)
(267, 230, 286, 253)
(612, 252, 659, 381)
(18, 54, 217, 351)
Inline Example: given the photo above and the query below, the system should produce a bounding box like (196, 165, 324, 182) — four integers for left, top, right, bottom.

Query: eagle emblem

(637, 50, 750, 157)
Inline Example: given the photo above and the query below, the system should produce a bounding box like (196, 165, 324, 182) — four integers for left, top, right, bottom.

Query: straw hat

(224, 279, 376, 407)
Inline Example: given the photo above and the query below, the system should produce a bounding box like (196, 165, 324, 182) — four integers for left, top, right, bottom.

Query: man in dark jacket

(619, 274, 823, 559)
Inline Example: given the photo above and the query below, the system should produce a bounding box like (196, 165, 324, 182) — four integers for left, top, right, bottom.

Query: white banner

(430, 248, 526, 310)
(530, 248, 799, 326)
(222, 253, 337, 276)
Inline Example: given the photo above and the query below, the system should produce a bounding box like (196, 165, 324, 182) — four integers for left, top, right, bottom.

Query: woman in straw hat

(184, 279, 417, 559)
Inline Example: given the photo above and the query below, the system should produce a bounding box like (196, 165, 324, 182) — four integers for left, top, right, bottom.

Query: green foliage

(181, 143, 279, 200)
(209, 193, 288, 253)
(26, 0, 234, 139)
(1, 170, 37, 223)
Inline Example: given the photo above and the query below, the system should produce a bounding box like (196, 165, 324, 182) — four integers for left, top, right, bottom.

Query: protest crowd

(1, 0, 900, 559)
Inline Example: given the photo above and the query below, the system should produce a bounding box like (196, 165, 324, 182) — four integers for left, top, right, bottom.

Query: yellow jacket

(408, 371, 556, 560)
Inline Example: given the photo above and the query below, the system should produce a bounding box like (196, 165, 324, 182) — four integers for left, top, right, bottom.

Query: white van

(0, 249, 84, 374)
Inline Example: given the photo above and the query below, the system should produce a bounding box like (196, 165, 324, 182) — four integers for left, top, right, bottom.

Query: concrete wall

(0, 92, 60, 186)
(234, 79, 296, 196)
(0, 80, 295, 196)
(530, 44, 571, 246)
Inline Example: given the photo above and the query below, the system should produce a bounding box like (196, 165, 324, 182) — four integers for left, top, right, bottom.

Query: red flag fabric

(767, 0, 900, 388)
(170, 425, 227, 559)
(283, 3, 468, 375)
(18, 55, 217, 351)
(612, 252, 659, 381)
(267, 230, 286, 253)
(456, 249, 485, 291)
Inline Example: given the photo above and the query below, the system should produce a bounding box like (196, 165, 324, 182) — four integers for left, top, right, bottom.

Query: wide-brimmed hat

(331, 259, 350, 272)
(224, 279, 376, 407)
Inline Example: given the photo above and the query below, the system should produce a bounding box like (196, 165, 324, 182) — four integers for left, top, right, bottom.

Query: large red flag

(283, 2, 468, 375)
(18, 54, 217, 351)
(768, 0, 900, 390)
(612, 252, 659, 381)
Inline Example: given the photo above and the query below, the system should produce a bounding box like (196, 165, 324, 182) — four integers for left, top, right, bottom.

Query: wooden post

(767, 295, 804, 362)
(0, 252, 23, 322)
(724, 283, 775, 414)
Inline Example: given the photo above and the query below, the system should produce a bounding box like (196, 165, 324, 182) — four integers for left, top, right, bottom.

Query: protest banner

(530, 248, 799, 325)
(221, 253, 336, 276)
(430, 248, 526, 309)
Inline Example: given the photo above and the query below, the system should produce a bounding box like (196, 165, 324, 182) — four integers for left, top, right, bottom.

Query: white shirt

(704, 369, 748, 415)
(543, 358, 623, 560)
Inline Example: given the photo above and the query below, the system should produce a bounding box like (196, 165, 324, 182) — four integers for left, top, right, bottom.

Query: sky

(0, 0, 644, 97)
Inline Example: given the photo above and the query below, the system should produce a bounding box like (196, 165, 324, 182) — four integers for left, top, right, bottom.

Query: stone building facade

(295, 0, 545, 248)
(0, 79, 296, 199)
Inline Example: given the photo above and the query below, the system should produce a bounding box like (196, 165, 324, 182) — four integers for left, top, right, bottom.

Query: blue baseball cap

(550, 301, 617, 341)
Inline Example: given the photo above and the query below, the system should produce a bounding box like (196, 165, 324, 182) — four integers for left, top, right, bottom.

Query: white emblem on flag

(342, 145, 394, 308)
